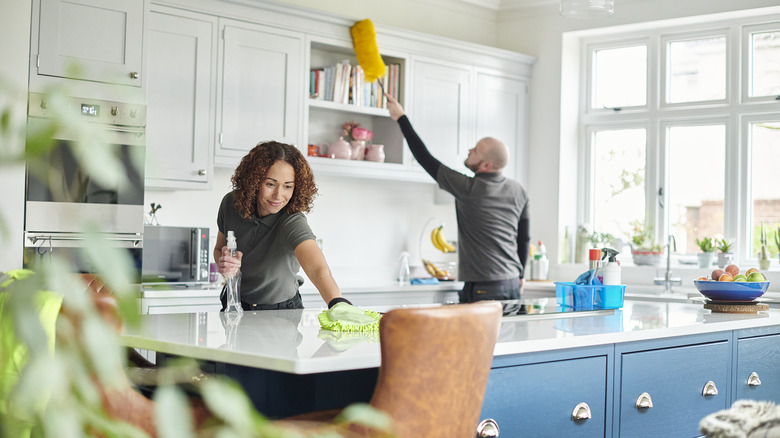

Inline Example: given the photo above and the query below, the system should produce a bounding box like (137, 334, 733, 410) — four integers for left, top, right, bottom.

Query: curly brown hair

(231, 141, 318, 219)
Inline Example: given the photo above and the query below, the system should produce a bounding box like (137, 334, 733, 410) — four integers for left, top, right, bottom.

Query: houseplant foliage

(628, 220, 662, 266)
(715, 238, 735, 269)
(0, 81, 390, 436)
(695, 237, 716, 268)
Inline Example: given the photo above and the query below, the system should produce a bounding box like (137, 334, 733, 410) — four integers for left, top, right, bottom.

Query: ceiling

(460, 0, 559, 10)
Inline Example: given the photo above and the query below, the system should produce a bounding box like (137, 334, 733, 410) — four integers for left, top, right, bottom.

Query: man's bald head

(476, 137, 509, 172)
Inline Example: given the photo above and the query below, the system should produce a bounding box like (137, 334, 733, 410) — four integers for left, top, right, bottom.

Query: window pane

(750, 121, 780, 259)
(593, 46, 647, 109)
(667, 37, 726, 103)
(750, 30, 780, 97)
(592, 129, 647, 247)
(668, 125, 725, 254)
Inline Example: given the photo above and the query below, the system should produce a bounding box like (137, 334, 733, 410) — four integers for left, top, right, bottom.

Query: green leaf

(155, 386, 197, 438)
(335, 403, 392, 430)
(201, 378, 267, 434)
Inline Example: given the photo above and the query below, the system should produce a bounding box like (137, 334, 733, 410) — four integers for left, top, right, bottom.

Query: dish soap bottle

(398, 251, 411, 286)
(224, 231, 242, 313)
(601, 248, 621, 285)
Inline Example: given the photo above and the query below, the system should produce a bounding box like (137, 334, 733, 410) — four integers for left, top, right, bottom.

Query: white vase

(697, 252, 715, 268)
(717, 253, 734, 269)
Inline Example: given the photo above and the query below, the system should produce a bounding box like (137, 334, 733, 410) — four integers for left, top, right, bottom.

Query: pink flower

(351, 127, 373, 141)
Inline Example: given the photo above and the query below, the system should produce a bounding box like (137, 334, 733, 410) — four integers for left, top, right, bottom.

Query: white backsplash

(144, 167, 458, 286)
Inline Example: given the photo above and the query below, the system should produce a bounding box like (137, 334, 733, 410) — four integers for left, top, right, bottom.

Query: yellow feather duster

(350, 19, 386, 83)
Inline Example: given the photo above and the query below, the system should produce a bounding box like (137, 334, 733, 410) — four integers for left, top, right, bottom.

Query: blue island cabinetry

(479, 327, 780, 437)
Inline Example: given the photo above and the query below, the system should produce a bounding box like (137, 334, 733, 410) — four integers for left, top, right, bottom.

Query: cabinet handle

(571, 402, 592, 421)
(748, 372, 762, 387)
(702, 381, 719, 397)
(130, 72, 140, 79)
(198, 169, 207, 176)
(635, 392, 653, 409)
(476, 418, 499, 437)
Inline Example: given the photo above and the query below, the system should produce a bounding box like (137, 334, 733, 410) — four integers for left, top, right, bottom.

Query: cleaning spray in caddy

(224, 230, 242, 313)
(600, 248, 621, 285)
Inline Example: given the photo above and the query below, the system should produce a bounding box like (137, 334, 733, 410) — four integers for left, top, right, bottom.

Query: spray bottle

(224, 230, 242, 313)
(601, 248, 621, 285)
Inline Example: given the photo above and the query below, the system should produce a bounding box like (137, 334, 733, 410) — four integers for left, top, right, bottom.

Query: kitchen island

(121, 297, 780, 436)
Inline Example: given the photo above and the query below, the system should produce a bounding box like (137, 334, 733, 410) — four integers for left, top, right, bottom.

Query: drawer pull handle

(571, 402, 592, 421)
(476, 418, 499, 437)
(635, 392, 653, 409)
(702, 381, 719, 397)
(748, 372, 762, 387)
(130, 72, 140, 79)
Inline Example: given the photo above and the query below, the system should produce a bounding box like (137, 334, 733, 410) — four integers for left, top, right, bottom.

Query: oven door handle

(26, 233, 142, 248)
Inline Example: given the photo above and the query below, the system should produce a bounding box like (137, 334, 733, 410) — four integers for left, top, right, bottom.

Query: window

(592, 45, 647, 109)
(666, 36, 726, 104)
(592, 128, 647, 241)
(578, 16, 780, 264)
(749, 120, 780, 259)
(666, 125, 725, 254)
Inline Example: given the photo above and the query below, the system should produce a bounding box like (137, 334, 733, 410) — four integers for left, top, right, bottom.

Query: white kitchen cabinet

(475, 71, 528, 181)
(409, 58, 473, 174)
(145, 7, 216, 189)
(35, 0, 145, 87)
(214, 20, 303, 168)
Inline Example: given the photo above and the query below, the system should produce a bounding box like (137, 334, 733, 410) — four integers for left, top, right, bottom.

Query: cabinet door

(618, 341, 729, 437)
(37, 0, 144, 87)
(146, 10, 215, 189)
(476, 72, 528, 181)
(736, 334, 780, 403)
(480, 356, 607, 437)
(215, 21, 302, 166)
(410, 59, 472, 173)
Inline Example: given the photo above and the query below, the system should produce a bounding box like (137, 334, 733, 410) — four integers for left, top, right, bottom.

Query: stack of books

(309, 60, 401, 109)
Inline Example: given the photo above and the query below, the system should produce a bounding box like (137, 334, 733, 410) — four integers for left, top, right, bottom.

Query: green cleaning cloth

(318, 302, 381, 332)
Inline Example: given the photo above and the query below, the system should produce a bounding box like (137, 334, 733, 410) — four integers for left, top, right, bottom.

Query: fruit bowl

(693, 280, 770, 301)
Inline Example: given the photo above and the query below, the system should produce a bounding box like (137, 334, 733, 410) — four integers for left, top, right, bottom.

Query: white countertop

(121, 298, 780, 375)
(140, 281, 464, 298)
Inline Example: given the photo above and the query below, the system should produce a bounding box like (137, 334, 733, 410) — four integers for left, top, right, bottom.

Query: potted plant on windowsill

(715, 238, 735, 269)
(629, 221, 663, 266)
(695, 237, 716, 268)
(758, 222, 771, 271)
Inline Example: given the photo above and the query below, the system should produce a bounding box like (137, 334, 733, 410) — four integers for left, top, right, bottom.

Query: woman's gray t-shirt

(217, 192, 315, 305)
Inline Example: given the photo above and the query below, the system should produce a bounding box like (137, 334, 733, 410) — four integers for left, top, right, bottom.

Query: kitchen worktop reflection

(121, 298, 780, 375)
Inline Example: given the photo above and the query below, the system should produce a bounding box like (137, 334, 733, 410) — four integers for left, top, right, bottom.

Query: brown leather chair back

(370, 301, 502, 438)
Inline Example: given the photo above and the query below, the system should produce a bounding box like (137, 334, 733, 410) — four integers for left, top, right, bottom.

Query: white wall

(146, 168, 459, 285)
(496, 0, 780, 279)
(0, 0, 32, 271)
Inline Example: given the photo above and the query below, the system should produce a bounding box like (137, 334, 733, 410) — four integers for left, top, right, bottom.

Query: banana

(430, 227, 445, 252)
(434, 226, 456, 253)
(422, 259, 448, 279)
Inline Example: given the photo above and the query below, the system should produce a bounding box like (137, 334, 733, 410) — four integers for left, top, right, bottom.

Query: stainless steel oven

(23, 92, 146, 280)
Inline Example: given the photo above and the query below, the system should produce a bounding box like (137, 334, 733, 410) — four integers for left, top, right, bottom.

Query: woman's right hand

(218, 246, 243, 278)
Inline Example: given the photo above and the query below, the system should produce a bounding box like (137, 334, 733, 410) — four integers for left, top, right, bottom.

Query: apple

(718, 273, 734, 281)
(711, 269, 725, 281)
(698, 276, 709, 281)
(746, 268, 759, 276)
(725, 264, 740, 277)
(747, 272, 766, 282)
(734, 274, 748, 282)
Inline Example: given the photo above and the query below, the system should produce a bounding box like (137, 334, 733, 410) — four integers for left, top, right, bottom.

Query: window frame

(575, 14, 780, 265)
(742, 22, 780, 104)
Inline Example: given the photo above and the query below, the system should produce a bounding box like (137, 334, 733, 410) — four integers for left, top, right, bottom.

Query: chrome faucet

(653, 234, 682, 292)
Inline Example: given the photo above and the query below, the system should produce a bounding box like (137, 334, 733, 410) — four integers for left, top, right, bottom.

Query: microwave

(142, 226, 210, 284)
